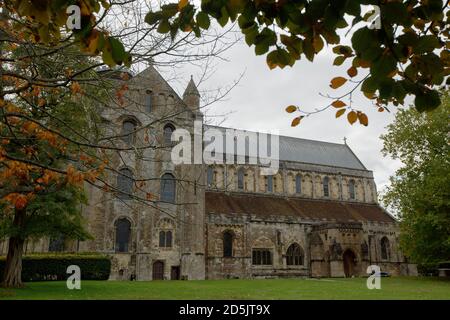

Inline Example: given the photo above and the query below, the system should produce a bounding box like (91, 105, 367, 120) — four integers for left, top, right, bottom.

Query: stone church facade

(0, 66, 417, 280)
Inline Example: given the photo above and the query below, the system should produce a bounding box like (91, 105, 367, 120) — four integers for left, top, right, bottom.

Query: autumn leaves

(285, 60, 369, 127)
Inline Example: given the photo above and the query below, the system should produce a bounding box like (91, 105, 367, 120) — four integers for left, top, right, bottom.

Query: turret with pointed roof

(183, 75, 200, 112)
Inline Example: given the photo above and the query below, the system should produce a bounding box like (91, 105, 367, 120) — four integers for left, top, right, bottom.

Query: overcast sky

(157, 30, 405, 196)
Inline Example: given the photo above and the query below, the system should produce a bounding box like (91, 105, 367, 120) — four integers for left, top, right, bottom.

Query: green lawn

(0, 277, 449, 300)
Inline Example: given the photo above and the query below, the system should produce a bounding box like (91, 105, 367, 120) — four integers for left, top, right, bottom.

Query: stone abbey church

(0, 66, 417, 280)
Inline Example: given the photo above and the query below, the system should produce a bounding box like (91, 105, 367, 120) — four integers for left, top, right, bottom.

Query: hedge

(417, 262, 439, 276)
(0, 253, 111, 282)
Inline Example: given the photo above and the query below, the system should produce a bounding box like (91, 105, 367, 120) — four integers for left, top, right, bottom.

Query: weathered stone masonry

(0, 66, 417, 279)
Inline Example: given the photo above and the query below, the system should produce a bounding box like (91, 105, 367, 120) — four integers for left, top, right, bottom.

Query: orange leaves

(85, 170, 100, 183)
(347, 111, 358, 124)
(346, 110, 369, 126)
(15, 194, 28, 210)
(116, 84, 129, 106)
(286, 105, 302, 127)
(84, 30, 100, 54)
(36, 130, 57, 146)
(331, 100, 346, 108)
(5, 161, 30, 181)
(291, 116, 303, 127)
(31, 86, 41, 97)
(3, 193, 30, 210)
(38, 98, 46, 107)
(347, 66, 357, 77)
(285, 105, 297, 113)
(359, 60, 371, 68)
(22, 121, 39, 134)
(35, 170, 60, 186)
(335, 109, 346, 118)
(66, 165, 85, 186)
(79, 154, 95, 165)
(70, 82, 83, 95)
(357, 112, 369, 126)
(330, 76, 347, 89)
(178, 0, 189, 10)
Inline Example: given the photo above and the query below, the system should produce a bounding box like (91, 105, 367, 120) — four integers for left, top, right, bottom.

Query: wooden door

(343, 250, 356, 277)
(152, 261, 164, 280)
(171, 266, 180, 280)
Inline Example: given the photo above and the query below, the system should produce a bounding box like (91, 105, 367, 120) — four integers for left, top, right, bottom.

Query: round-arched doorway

(343, 249, 357, 277)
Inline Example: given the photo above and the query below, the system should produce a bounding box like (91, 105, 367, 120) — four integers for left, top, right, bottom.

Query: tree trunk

(1, 208, 26, 288)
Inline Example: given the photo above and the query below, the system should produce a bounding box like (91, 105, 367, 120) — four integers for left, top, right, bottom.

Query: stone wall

(206, 213, 412, 279)
(207, 164, 378, 204)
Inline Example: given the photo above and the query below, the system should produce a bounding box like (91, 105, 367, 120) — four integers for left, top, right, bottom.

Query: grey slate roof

(204, 125, 367, 171)
(278, 134, 367, 170)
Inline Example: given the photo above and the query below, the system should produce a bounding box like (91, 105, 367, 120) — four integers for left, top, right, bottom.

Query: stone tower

(183, 76, 200, 112)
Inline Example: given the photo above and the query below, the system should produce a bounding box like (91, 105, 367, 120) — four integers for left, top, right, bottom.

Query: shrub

(438, 261, 450, 269)
(0, 253, 111, 282)
(417, 262, 439, 276)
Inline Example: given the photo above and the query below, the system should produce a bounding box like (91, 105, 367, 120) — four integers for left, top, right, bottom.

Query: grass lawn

(0, 277, 449, 300)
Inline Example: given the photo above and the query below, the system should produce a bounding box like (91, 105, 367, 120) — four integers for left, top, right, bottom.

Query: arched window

(115, 218, 131, 252)
(237, 168, 244, 190)
(295, 175, 302, 194)
(145, 90, 152, 112)
(381, 237, 390, 260)
(163, 124, 175, 145)
(207, 167, 214, 187)
(323, 176, 330, 197)
(286, 243, 304, 265)
(117, 168, 134, 199)
(159, 230, 173, 248)
(160, 173, 175, 203)
(122, 120, 136, 144)
(223, 231, 233, 257)
(349, 180, 356, 200)
(266, 175, 273, 192)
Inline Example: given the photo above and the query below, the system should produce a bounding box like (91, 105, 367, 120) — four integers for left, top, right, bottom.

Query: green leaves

(196, 12, 210, 29)
(414, 35, 440, 54)
(157, 19, 171, 33)
(102, 37, 131, 67)
(145, 11, 163, 25)
(371, 54, 397, 79)
(280, 35, 303, 60)
(380, 94, 450, 265)
(135, 0, 448, 115)
(333, 55, 346, 66)
(415, 90, 441, 112)
(109, 37, 125, 64)
(254, 28, 277, 56)
(267, 48, 294, 69)
(381, 2, 411, 26)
